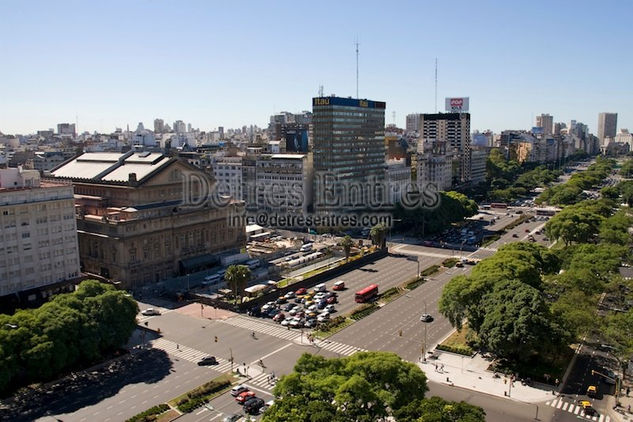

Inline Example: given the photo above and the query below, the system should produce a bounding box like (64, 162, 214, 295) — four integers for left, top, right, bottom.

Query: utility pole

(355, 39, 359, 98)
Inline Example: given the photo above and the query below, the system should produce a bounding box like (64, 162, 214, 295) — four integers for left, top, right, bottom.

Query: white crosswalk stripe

(245, 372, 275, 391)
(315, 339, 367, 356)
(220, 316, 302, 341)
(543, 398, 609, 421)
(151, 338, 231, 370)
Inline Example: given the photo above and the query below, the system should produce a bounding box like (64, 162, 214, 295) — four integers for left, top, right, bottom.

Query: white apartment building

(416, 139, 453, 191)
(255, 154, 313, 215)
(386, 159, 412, 204)
(212, 156, 244, 200)
(0, 168, 80, 299)
(470, 148, 489, 185)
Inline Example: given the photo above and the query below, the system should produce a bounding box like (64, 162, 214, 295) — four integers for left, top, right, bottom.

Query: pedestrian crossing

(544, 398, 610, 421)
(245, 372, 276, 392)
(150, 338, 233, 372)
(219, 316, 302, 341)
(314, 339, 367, 357)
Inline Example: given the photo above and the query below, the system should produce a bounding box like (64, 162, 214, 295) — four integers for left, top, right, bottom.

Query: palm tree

(340, 235, 354, 262)
(370, 223, 388, 249)
(225, 264, 251, 304)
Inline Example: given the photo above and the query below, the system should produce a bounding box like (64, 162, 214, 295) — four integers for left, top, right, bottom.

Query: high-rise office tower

(154, 118, 164, 133)
(597, 113, 617, 144)
(312, 96, 386, 211)
(536, 113, 553, 135)
(419, 113, 471, 185)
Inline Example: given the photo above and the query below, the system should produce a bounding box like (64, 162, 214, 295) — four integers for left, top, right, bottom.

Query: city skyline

(1, 0, 631, 134)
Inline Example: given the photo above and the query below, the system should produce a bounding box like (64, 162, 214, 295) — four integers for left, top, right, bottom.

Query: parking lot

(247, 254, 432, 331)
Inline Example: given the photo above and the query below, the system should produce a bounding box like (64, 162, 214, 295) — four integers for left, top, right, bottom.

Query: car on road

(586, 385, 597, 397)
(325, 304, 336, 313)
(197, 356, 218, 366)
(295, 287, 307, 295)
(223, 414, 242, 422)
(141, 308, 160, 316)
(273, 312, 285, 322)
(512, 233, 519, 238)
(230, 385, 248, 396)
(236, 390, 256, 404)
(420, 313, 434, 322)
(333, 280, 345, 290)
(244, 397, 266, 414)
(579, 400, 596, 416)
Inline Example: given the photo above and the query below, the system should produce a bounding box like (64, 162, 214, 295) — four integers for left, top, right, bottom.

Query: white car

(325, 304, 336, 313)
(289, 307, 301, 316)
(307, 304, 318, 312)
(280, 318, 291, 326)
(285, 291, 296, 299)
(317, 313, 330, 323)
(141, 308, 160, 316)
(289, 318, 303, 328)
(314, 292, 326, 300)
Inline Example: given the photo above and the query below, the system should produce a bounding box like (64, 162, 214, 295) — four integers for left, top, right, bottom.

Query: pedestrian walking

(504, 378, 507, 385)
(176, 344, 179, 350)
(555, 378, 559, 386)
(627, 386, 630, 397)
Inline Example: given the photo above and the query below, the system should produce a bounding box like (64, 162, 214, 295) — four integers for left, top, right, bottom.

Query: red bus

(490, 202, 508, 209)
(355, 284, 379, 303)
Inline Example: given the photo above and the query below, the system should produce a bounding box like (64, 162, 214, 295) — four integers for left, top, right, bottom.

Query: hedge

(176, 378, 231, 412)
(442, 258, 458, 268)
(420, 265, 440, 277)
(350, 303, 379, 320)
(436, 343, 473, 356)
(125, 403, 170, 422)
(405, 277, 425, 290)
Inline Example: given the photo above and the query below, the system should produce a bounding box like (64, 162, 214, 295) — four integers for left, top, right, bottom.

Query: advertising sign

(445, 97, 469, 112)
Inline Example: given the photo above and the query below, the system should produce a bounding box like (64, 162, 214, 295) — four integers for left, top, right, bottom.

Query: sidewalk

(609, 391, 633, 422)
(420, 351, 555, 403)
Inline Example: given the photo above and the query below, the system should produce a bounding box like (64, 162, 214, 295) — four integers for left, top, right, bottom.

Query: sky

(1, 0, 632, 135)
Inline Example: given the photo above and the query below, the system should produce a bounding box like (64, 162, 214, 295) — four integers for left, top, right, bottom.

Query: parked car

(141, 308, 161, 316)
(317, 300, 327, 309)
(236, 390, 256, 404)
(325, 304, 336, 313)
(280, 318, 291, 326)
(285, 291, 296, 299)
(267, 308, 281, 318)
(304, 318, 316, 328)
(289, 318, 304, 328)
(326, 296, 338, 304)
(230, 385, 248, 397)
(223, 414, 242, 422)
(295, 287, 307, 295)
(197, 356, 218, 366)
(275, 297, 287, 304)
(273, 312, 285, 322)
(317, 313, 330, 323)
(282, 303, 294, 311)
(333, 280, 345, 290)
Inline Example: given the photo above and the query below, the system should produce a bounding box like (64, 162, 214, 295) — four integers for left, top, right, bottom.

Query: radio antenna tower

(434, 58, 438, 113)
(318, 85, 324, 97)
(355, 39, 360, 98)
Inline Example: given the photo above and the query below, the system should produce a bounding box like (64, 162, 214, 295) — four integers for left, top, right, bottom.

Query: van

(300, 244, 313, 252)
(333, 280, 345, 291)
(315, 283, 326, 292)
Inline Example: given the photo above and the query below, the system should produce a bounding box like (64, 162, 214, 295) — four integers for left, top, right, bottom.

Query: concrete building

(50, 151, 245, 289)
(535, 114, 554, 135)
(419, 113, 471, 185)
(416, 139, 453, 191)
(0, 167, 80, 300)
(386, 159, 411, 204)
(154, 118, 165, 134)
(173, 120, 187, 134)
(255, 153, 313, 216)
(470, 147, 489, 185)
(598, 113, 618, 145)
(33, 151, 74, 172)
(212, 156, 244, 201)
(312, 96, 386, 211)
(57, 123, 76, 137)
(614, 129, 633, 150)
(406, 113, 421, 133)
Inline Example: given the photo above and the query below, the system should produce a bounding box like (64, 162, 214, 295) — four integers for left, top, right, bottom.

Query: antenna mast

(355, 39, 359, 98)
(434, 58, 438, 113)
(318, 85, 324, 97)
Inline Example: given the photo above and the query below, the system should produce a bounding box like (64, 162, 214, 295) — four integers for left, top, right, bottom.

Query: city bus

(490, 202, 508, 209)
(355, 284, 379, 303)
(536, 207, 560, 216)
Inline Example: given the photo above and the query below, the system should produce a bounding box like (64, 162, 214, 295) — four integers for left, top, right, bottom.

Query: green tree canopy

(225, 264, 251, 300)
(370, 223, 388, 249)
(263, 352, 429, 422)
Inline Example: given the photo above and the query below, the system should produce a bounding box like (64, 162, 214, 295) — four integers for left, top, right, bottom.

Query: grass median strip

(167, 373, 238, 413)
(436, 325, 475, 356)
(125, 403, 170, 422)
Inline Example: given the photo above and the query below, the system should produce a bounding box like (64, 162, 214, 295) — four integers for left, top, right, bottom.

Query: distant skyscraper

(173, 120, 186, 134)
(154, 118, 164, 133)
(218, 126, 224, 139)
(597, 113, 617, 145)
(57, 123, 76, 136)
(312, 96, 386, 211)
(406, 113, 422, 133)
(535, 114, 553, 135)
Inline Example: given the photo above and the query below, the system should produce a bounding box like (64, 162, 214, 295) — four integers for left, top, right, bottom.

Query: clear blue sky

(1, 0, 631, 135)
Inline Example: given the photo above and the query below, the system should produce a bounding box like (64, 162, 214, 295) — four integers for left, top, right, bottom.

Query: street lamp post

(420, 301, 428, 362)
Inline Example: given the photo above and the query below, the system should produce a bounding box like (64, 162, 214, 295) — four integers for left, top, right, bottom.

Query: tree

(602, 310, 633, 375)
(339, 236, 354, 261)
(478, 280, 566, 360)
(225, 264, 251, 302)
(263, 352, 428, 422)
(370, 223, 388, 249)
(545, 207, 603, 246)
(599, 210, 633, 246)
(393, 396, 486, 422)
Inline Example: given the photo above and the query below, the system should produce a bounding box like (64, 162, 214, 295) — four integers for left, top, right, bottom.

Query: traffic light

(214, 336, 218, 342)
